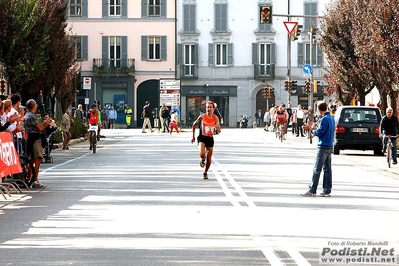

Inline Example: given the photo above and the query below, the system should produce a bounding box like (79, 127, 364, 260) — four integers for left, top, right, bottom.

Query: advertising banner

(0, 132, 22, 177)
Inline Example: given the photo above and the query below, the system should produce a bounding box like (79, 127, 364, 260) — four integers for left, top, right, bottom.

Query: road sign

(283, 21, 298, 35)
(83, 77, 91, 90)
(160, 79, 180, 107)
(302, 64, 313, 74)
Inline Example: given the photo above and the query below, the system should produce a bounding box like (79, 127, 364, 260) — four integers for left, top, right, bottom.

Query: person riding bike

(380, 107, 399, 164)
(87, 103, 99, 150)
(275, 104, 288, 139)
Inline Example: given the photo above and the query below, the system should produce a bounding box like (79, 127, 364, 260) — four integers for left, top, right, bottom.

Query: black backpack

(161, 109, 170, 119)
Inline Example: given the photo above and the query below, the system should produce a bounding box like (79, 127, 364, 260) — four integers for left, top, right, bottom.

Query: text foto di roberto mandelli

(328, 240, 390, 246)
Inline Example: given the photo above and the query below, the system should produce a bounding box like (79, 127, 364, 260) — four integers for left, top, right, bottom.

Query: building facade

(177, 0, 329, 127)
(67, 0, 176, 127)
(67, 0, 329, 128)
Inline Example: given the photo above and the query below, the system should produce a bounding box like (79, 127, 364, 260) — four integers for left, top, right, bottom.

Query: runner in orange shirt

(191, 101, 222, 179)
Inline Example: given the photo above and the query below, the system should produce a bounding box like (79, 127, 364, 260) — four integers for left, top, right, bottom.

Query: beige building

(67, 0, 176, 127)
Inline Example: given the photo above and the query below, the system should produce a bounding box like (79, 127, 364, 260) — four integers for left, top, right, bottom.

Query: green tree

(320, 0, 399, 115)
(0, 0, 80, 116)
(319, 0, 374, 106)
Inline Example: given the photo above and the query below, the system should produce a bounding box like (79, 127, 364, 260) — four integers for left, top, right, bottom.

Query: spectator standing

(141, 101, 154, 133)
(160, 103, 170, 133)
(214, 103, 223, 125)
(269, 104, 277, 132)
(301, 102, 335, 197)
(255, 108, 262, 127)
(101, 106, 109, 129)
(286, 103, 293, 130)
(263, 110, 270, 131)
(25, 99, 52, 189)
(61, 109, 73, 150)
(8, 95, 24, 154)
(0, 101, 18, 132)
(74, 104, 84, 122)
(169, 110, 179, 134)
(42, 113, 57, 159)
(108, 106, 117, 129)
(295, 104, 305, 137)
(17, 105, 26, 155)
(124, 105, 133, 128)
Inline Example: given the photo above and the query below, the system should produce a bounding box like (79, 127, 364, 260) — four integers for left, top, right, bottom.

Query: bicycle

(276, 122, 285, 142)
(383, 134, 398, 168)
(88, 124, 98, 153)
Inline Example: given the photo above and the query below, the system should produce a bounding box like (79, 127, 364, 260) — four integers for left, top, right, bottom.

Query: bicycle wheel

(280, 127, 283, 142)
(387, 143, 391, 168)
(92, 132, 97, 154)
(309, 130, 313, 144)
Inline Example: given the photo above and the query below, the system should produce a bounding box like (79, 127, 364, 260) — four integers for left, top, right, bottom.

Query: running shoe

(319, 192, 331, 197)
(300, 191, 316, 197)
(203, 173, 208, 179)
(200, 159, 205, 168)
(31, 181, 47, 189)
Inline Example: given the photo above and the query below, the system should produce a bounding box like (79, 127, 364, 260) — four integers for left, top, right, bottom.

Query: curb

(54, 137, 86, 149)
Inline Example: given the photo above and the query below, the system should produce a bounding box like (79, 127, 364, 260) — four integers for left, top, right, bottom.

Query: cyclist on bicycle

(87, 103, 99, 150)
(275, 104, 288, 139)
(380, 107, 399, 164)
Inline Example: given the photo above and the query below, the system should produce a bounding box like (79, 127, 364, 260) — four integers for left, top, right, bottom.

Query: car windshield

(342, 109, 378, 123)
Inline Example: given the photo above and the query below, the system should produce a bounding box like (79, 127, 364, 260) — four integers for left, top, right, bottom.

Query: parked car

(333, 106, 383, 155)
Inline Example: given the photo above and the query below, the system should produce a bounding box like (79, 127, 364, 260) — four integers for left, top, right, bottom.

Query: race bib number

(89, 124, 98, 131)
(203, 125, 215, 135)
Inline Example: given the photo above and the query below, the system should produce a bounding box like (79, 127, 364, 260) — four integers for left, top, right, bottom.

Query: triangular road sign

(283, 21, 298, 35)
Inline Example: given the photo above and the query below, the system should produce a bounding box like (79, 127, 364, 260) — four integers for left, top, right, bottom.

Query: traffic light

(313, 80, 320, 93)
(305, 80, 311, 93)
(290, 80, 297, 90)
(263, 87, 268, 97)
(284, 80, 290, 91)
(260, 6, 272, 24)
(291, 25, 303, 41)
(310, 27, 318, 44)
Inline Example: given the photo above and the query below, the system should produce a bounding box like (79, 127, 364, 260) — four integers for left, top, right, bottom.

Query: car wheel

(333, 146, 340, 155)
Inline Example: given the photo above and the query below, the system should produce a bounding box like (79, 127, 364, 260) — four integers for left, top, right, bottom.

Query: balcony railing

(179, 64, 198, 79)
(254, 63, 275, 79)
(93, 58, 135, 74)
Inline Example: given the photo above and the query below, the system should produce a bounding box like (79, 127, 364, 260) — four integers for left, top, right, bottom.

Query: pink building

(67, 0, 176, 127)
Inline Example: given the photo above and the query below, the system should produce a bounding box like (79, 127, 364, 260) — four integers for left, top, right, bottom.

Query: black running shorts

(197, 134, 214, 148)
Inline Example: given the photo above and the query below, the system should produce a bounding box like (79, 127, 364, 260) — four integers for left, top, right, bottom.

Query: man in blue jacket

(301, 102, 335, 197)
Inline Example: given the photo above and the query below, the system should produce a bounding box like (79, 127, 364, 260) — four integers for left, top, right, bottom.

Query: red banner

(0, 132, 22, 177)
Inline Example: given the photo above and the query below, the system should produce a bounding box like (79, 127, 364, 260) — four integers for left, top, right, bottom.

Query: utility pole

(308, 26, 316, 110)
(287, 0, 291, 103)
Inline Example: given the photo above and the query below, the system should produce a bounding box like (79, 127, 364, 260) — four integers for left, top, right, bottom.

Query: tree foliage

(0, 0, 80, 116)
(320, 0, 399, 114)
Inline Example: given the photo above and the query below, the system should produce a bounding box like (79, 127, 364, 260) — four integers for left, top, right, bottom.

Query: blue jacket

(312, 112, 335, 148)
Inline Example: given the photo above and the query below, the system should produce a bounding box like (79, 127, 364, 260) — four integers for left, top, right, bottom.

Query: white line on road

(41, 153, 90, 173)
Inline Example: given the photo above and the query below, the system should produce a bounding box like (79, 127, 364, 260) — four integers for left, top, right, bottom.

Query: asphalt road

(0, 128, 398, 266)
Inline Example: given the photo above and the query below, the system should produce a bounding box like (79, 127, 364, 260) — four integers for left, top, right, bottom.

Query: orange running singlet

(201, 114, 217, 137)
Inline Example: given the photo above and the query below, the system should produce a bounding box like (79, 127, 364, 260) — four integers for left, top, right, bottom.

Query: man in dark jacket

(380, 107, 399, 164)
(141, 101, 154, 133)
